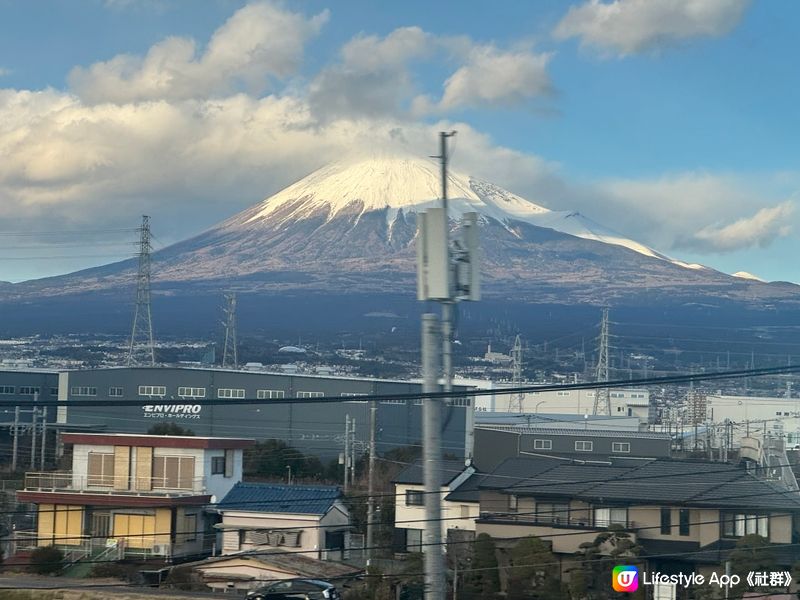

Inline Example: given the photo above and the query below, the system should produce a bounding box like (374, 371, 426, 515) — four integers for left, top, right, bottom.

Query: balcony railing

(24, 471, 207, 496)
(479, 511, 637, 530)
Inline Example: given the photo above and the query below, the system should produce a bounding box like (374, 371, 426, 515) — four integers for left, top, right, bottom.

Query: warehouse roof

(218, 482, 341, 515)
(475, 426, 670, 439)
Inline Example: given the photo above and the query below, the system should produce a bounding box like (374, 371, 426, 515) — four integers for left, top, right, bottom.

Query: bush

(28, 545, 64, 575)
(89, 562, 141, 581)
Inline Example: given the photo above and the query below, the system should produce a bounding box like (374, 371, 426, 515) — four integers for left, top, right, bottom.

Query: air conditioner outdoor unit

(152, 544, 168, 556)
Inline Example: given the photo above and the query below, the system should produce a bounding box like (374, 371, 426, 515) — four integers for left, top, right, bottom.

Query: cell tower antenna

(127, 215, 155, 366)
(222, 292, 238, 369)
(510, 335, 524, 412)
(592, 307, 610, 415)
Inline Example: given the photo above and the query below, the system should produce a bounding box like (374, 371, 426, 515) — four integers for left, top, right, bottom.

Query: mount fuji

(5, 155, 799, 312)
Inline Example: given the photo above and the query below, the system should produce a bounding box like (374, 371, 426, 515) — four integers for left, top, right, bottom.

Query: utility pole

(30, 407, 37, 470)
(222, 292, 238, 369)
(366, 400, 377, 568)
(417, 132, 479, 600)
(40, 406, 47, 470)
(343, 415, 351, 493)
(592, 308, 611, 415)
(422, 313, 444, 600)
(349, 418, 356, 486)
(11, 406, 19, 472)
(127, 215, 156, 365)
(510, 335, 524, 412)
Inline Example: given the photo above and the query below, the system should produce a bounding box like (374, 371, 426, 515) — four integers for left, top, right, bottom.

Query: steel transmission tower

(510, 335, 524, 412)
(222, 292, 238, 369)
(127, 215, 155, 366)
(592, 308, 611, 415)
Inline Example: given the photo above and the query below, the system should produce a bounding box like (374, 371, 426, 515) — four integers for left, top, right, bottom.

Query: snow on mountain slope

(230, 155, 682, 267)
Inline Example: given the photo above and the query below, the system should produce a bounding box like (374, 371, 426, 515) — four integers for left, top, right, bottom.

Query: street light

(534, 401, 546, 414)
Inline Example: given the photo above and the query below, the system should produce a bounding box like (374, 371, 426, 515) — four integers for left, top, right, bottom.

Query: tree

(461, 533, 500, 599)
(147, 423, 194, 436)
(243, 439, 324, 481)
(568, 526, 643, 600)
(729, 534, 779, 597)
(29, 545, 64, 575)
(506, 536, 566, 600)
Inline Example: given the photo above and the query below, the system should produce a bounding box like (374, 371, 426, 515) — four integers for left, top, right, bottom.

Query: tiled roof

(218, 482, 341, 515)
(392, 459, 470, 486)
(480, 456, 800, 511)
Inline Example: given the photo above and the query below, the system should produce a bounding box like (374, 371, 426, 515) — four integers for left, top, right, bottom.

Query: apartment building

(16, 432, 254, 559)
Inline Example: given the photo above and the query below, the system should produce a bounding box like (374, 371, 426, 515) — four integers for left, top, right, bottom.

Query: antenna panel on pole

(455, 212, 480, 301)
(416, 208, 450, 301)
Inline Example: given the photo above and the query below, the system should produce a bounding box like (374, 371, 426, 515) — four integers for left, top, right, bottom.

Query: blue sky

(0, 0, 798, 282)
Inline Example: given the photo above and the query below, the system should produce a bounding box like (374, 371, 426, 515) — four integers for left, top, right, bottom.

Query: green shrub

(28, 545, 64, 575)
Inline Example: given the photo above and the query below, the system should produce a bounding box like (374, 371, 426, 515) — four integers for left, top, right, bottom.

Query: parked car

(246, 579, 340, 600)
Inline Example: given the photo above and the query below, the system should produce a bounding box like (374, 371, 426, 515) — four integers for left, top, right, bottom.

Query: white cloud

(680, 202, 794, 252)
(69, 2, 329, 103)
(308, 27, 432, 121)
(438, 46, 553, 110)
(554, 0, 750, 56)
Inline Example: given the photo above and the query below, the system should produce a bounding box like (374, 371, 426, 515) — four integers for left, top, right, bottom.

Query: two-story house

(472, 455, 800, 579)
(393, 459, 476, 553)
(216, 482, 350, 560)
(17, 432, 254, 560)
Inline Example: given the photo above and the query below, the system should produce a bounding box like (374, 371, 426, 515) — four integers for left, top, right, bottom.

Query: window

(19, 386, 40, 395)
(533, 439, 552, 450)
(557, 391, 570, 396)
(612, 442, 631, 453)
(211, 456, 225, 475)
(217, 388, 245, 399)
(447, 396, 472, 407)
(406, 528, 423, 552)
(153, 455, 195, 490)
(139, 385, 166, 397)
(177, 387, 206, 398)
(575, 440, 593, 452)
(108, 387, 123, 397)
(538, 502, 570, 524)
(70, 386, 97, 396)
(341, 392, 368, 403)
(380, 398, 405, 405)
(49, 387, 59, 396)
(721, 513, 769, 538)
(660, 507, 672, 534)
(679, 509, 690, 536)
(87, 452, 115, 487)
(297, 391, 324, 398)
(405, 490, 424, 506)
(508, 495, 518, 512)
(257, 389, 286, 399)
(183, 514, 197, 543)
(595, 507, 627, 527)
(0, 386, 13, 394)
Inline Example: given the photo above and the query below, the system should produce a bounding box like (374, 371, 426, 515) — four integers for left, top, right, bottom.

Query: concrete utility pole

(349, 418, 356, 486)
(30, 407, 37, 470)
(366, 400, 377, 567)
(11, 406, 19, 472)
(343, 415, 351, 493)
(421, 313, 444, 600)
(439, 132, 457, 404)
(40, 406, 47, 470)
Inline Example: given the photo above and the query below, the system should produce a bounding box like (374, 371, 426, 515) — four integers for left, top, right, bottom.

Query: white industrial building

(703, 394, 800, 445)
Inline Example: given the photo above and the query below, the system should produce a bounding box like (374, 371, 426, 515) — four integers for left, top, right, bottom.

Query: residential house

(472, 455, 800, 585)
(393, 459, 476, 553)
(16, 432, 254, 559)
(186, 550, 362, 593)
(216, 482, 350, 560)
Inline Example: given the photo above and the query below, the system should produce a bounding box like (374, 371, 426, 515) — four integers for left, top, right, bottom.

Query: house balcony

(23, 471, 207, 496)
(477, 511, 637, 530)
(10, 530, 194, 561)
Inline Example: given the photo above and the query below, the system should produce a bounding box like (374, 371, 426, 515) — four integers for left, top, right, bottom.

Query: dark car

(246, 579, 340, 600)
